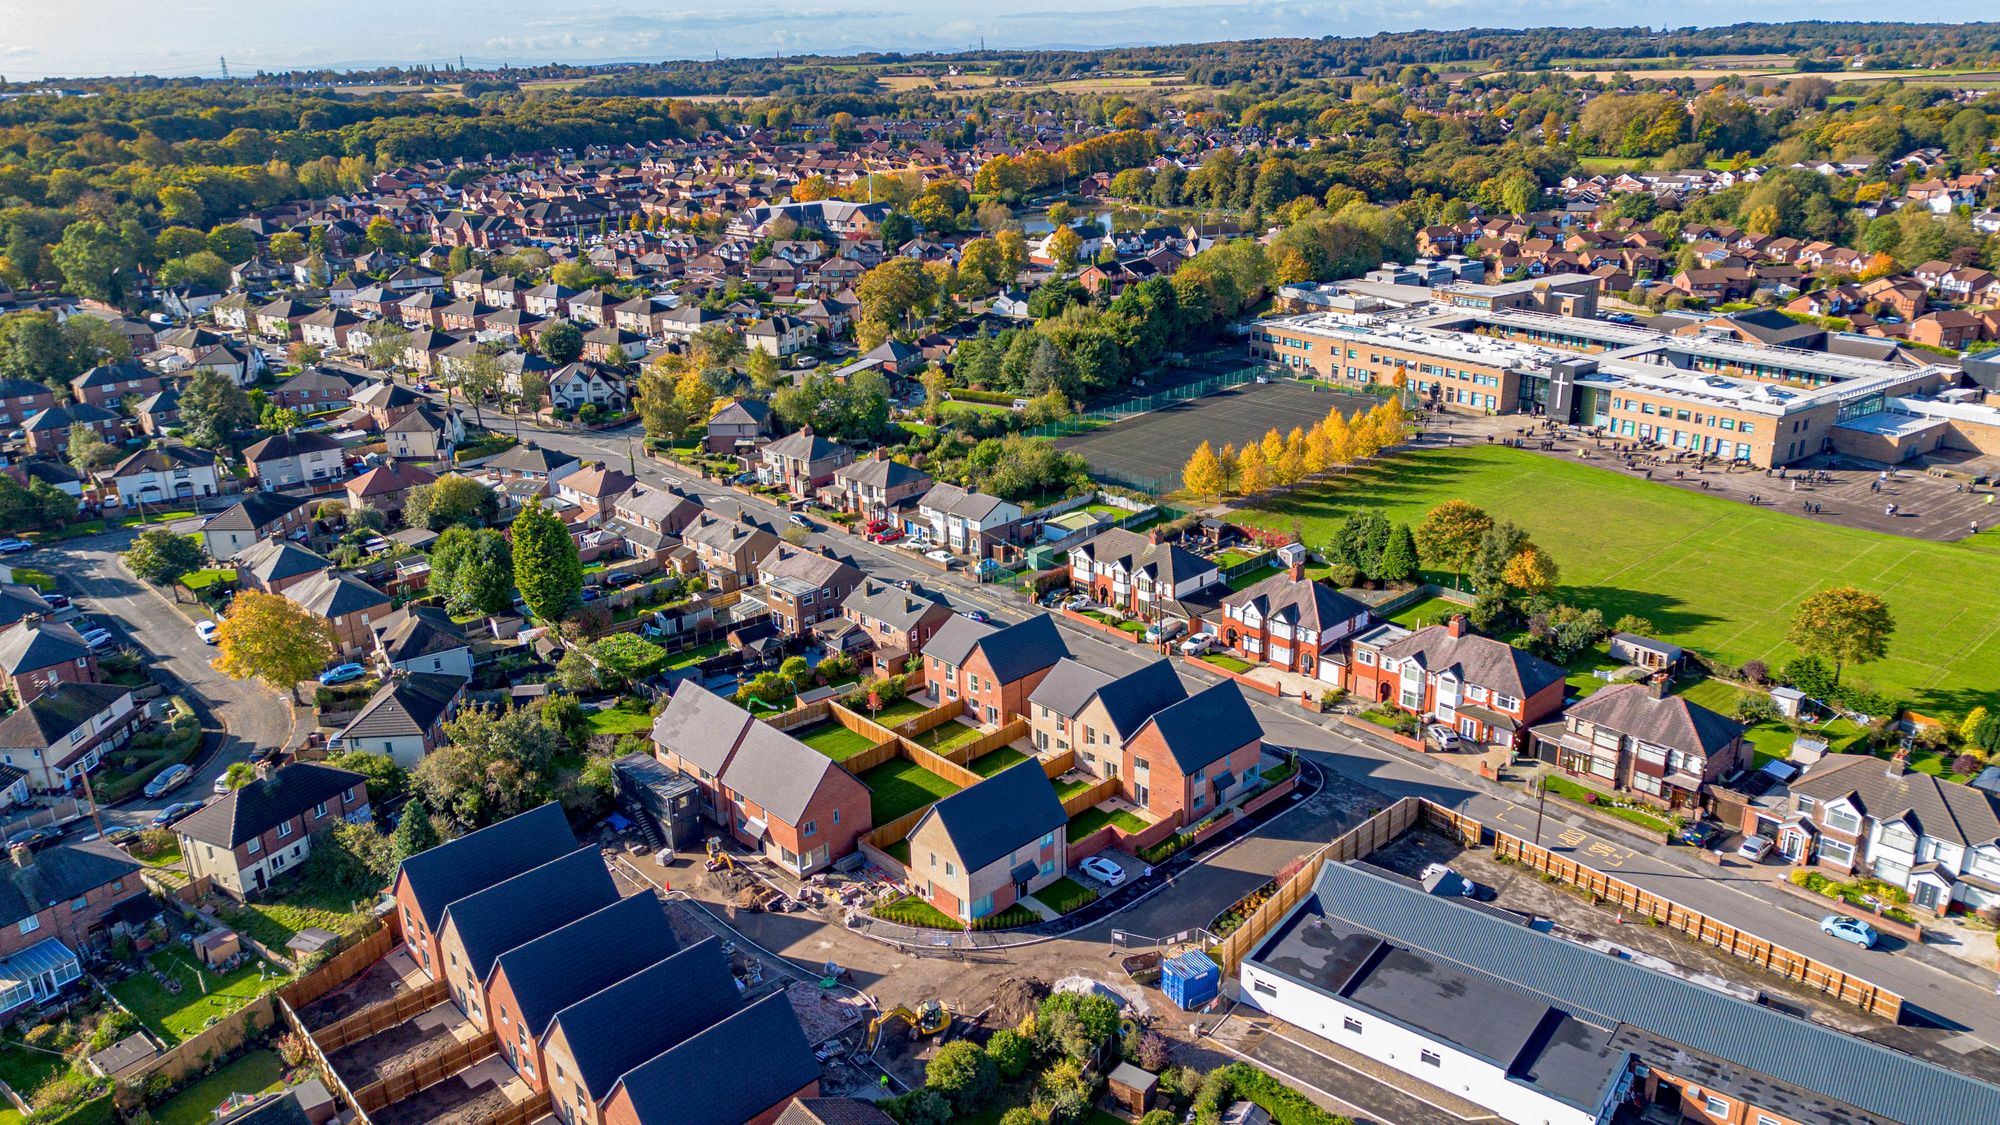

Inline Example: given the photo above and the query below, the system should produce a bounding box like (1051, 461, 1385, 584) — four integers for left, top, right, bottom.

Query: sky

(0, 2, 1991, 81)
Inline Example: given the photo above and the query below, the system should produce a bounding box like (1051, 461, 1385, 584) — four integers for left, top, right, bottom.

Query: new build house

(392, 803, 578, 982)
(904, 762, 1068, 924)
(923, 614, 1070, 726)
(1027, 658, 1186, 779)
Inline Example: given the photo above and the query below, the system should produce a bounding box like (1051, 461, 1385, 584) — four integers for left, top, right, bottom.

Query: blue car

(1819, 915, 1878, 949)
(318, 663, 367, 686)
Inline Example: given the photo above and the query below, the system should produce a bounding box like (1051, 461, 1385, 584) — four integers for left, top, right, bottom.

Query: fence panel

(353, 1036, 497, 1114)
(277, 924, 395, 1010)
(278, 997, 374, 1125)
(1060, 778, 1122, 818)
(901, 741, 985, 790)
(312, 981, 450, 1053)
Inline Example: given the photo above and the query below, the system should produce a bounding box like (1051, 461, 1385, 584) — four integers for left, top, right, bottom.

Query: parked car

(604, 571, 641, 587)
(1819, 915, 1878, 949)
(788, 514, 815, 530)
(80, 628, 115, 651)
(728, 473, 757, 486)
(863, 519, 889, 534)
(1424, 723, 1467, 751)
(1061, 594, 1092, 612)
(869, 528, 903, 544)
(0, 538, 31, 554)
(924, 549, 953, 564)
(151, 801, 203, 829)
(1143, 620, 1187, 644)
(213, 775, 237, 794)
(1420, 863, 1495, 901)
(317, 663, 367, 686)
(43, 593, 69, 609)
(1678, 821, 1721, 849)
(5, 827, 61, 851)
(195, 619, 220, 644)
(957, 609, 989, 624)
(1078, 856, 1127, 887)
(580, 586, 601, 602)
(1179, 633, 1217, 656)
(144, 764, 194, 799)
(1737, 834, 1774, 862)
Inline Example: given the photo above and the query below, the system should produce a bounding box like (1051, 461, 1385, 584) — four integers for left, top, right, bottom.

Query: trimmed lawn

(885, 839, 912, 865)
(221, 884, 368, 951)
(152, 1049, 286, 1125)
(798, 722, 880, 763)
(1201, 652, 1256, 675)
(909, 720, 983, 754)
(1033, 875, 1099, 914)
(109, 951, 289, 1045)
(1214, 548, 1263, 568)
(1054, 776, 1098, 801)
(1067, 805, 1153, 842)
(7, 567, 55, 591)
(1239, 445, 2000, 715)
(1539, 775, 1675, 836)
(869, 893, 963, 930)
(862, 697, 932, 726)
(858, 758, 962, 822)
(664, 640, 728, 671)
(1226, 563, 1281, 591)
(585, 701, 654, 736)
(0, 1045, 70, 1121)
(968, 746, 1029, 777)
(1388, 594, 1469, 628)
(1674, 677, 1871, 765)
(179, 568, 236, 592)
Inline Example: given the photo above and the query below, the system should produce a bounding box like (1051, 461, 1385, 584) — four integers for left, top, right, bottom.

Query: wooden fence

(352, 1034, 497, 1114)
(763, 697, 831, 733)
(1211, 796, 1426, 974)
(277, 923, 396, 1011)
(1493, 833, 1905, 1020)
(310, 981, 450, 1053)
(826, 700, 904, 746)
(831, 737, 902, 777)
(886, 697, 964, 740)
(1041, 749, 1077, 779)
(1059, 777, 1122, 818)
(929, 718, 1029, 768)
(277, 996, 373, 1125)
(862, 805, 933, 852)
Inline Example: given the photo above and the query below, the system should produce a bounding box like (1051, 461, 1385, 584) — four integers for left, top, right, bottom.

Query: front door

(1458, 716, 1479, 740)
(1913, 880, 1944, 910)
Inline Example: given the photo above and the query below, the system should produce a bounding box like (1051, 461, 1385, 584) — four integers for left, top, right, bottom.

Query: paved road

(28, 527, 302, 827)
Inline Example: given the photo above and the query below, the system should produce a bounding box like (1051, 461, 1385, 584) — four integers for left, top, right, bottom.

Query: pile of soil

(987, 977, 1050, 1030)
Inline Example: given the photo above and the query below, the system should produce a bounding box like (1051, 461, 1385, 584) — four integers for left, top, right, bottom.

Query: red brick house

(1535, 681, 1748, 811)
(1346, 616, 1567, 750)
(923, 614, 1070, 726)
(838, 579, 955, 674)
(390, 802, 578, 981)
(650, 683, 871, 876)
(173, 763, 370, 898)
(0, 842, 146, 1014)
(0, 619, 99, 705)
(1114, 680, 1267, 829)
(1214, 567, 1374, 681)
(435, 848, 618, 1030)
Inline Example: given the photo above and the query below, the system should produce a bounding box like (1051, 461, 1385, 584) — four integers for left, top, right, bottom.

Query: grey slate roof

(1251, 861, 2000, 1125)
(1074, 527, 1214, 591)
(374, 608, 468, 664)
(242, 429, 342, 462)
(915, 762, 1066, 872)
(918, 482, 1008, 521)
(650, 681, 754, 776)
(1027, 658, 1117, 720)
(483, 441, 578, 476)
(0, 842, 142, 931)
(174, 763, 366, 849)
(609, 991, 820, 1125)
(841, 579, 950, 633)
(926, 614, 1067, 683)
(337, 673, 463, 741)
(285, 569, 392, 619)
(1566, 683, 1744, 759)
(1091, 659, 1190, 740)
(396, 802, 576, 930)
(1791, 754, 2000, 847)
(487, 892, 679, 1034)
(834, 457, 930, 490)
(109, 444, 215, 478)
(764, 427, 848, 463)
(549, 937, 741, 1100)
(438, 846, 619, 980)
(1136, 680, 1261, 774)
(0, 584, 54, 630)
(237, 539, 330, 588)
(1380, 624, 1566, 700)
(717, 720, 847, 825)
(0, 619, 90, 675)
(203, 491, 313, 533)
(0, 682, 134, 752)
(1221, 571, 1371, 633)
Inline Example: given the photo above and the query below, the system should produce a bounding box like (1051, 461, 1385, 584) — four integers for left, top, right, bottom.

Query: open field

(1237, 445, 2000, 716)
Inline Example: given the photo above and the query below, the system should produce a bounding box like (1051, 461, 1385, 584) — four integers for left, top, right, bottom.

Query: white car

(195, 620, 220, 644)
(1738, 835, 1774, 862)
(1061, 594, 1093, 612)
(80, 628, 114, 651)
(1077, 855, 1126, 887)
(1425, 723, 1467, 751)
(1179, 633, 1217, 656)
(924, 549, 953, 564)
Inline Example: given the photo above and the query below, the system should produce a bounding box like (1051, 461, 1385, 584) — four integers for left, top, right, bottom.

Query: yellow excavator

(862, 1000, 951, 1053)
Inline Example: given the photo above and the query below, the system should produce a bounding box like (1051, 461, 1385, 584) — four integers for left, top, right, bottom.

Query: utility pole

(1532, 774, 1548, 847)
(218, 56, 229, 80)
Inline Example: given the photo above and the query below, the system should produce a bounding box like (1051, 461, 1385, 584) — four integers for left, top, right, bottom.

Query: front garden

(1032, 876, 1099, 915)
(1537, 775, 1677, 837)
(97, 699, 202, 803)
(1787, 870, 1918, 926)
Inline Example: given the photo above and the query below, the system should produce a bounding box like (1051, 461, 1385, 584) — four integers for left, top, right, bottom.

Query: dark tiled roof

(110, 444, 215, 478)
(764, 427, 848, 463)
(0, 842, 142, 931)
(439, 847, 618, 980)
(0, 683, 133, 751)
(1567, 684, 1744, 759)
(287, 569, 392, 619)
(1792, 755, 2000, 847)
(550, 937, 741, 1100)
(488, 893, 680, 1035)
(1380, 625, 1566, 700)
(1222, 572, 1371, 634)
(1026, 659, 1115, 719)
(397, 802, 576, 930)
(1091, 659, 1189, 741)
(650, 681, 754, 777)
(242, 430, 342, 462)
(375, 609, 468, 664)
(717, 721, 849, 825)
(0, 619, 89, 674)
(610, 991, 820, 1125)
(917, 762, 1066, 872)
(970, 613, 1068, 684)
(174, 763, 367, 849)
(842, 580, 950, 633)
(0, 584, 53, 630)
(484, 441, 579, 476)
(338, 673, 463, 741)
(1137, 680, 1262, 775)
(203, 491, 313, 533)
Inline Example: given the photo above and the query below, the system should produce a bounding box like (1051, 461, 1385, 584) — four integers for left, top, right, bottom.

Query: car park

(1424, 723, 1467, 751)
(1179, 633, 1216, 656)
(151, 801, 203, 829)
(1819, 915, 1878, 949)
(144, 764, 194, 799)
(1078, 855, 1126, 887)
(195, 620, 220, 644)
(317, 663, 366, 685)
(1738, 834, 1774, 862)
(0, 538, 31, 554)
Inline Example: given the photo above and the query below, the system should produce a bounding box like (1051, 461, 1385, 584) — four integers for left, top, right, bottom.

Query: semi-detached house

(916, 484, 1021, 558)
(1068, 528, 1220, 619)
(1774, 752, 2000, 915)
(650, 682, 871, 876)
(1119, 680, 1267, 829)
(330, 672, 466, 768)
(0, 682, 138, 793)
(755, 545, 861, 638)
(1347, 615, 1566, 751)
(0, 843, 146, 1017)
(904, 761, 1068, 923)
(173, 763, 370, 898)
(923, 614, 1070, 726)
(1538, 681, 1749, 811)
(1027, 658, 1186, 780)
(1215, 567, 1373, 683)
(838, 579, 955, 675)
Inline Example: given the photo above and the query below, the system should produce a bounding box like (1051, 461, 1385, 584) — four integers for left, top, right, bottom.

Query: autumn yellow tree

(1181, 441, 1228, 501)
(215, 591, 336, 704)
(1304, 426, 1333, 475)
(1276, 426, 1309, 486)
(1319, 410, 1356, 471)
(1236, 442, 1269, 495)
(1216, 443, 1240, 495)
(1259, 427, 1286, 468)
(1501, 545, 1560, 596)
(1348, 409, 1383, 461)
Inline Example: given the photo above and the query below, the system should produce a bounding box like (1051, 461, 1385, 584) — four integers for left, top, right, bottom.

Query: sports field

(1236, 445, 2000, 717)
(1055, 381, 1379, 489)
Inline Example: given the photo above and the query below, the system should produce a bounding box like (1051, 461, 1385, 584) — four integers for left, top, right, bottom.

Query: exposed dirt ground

(368, 1073, 508, 1125)
(325, 1002, 466, 1089)
(295, 955, 409, 1031)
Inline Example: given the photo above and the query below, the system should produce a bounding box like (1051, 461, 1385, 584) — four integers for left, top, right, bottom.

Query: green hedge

(1196, 1063, 1352, 1125)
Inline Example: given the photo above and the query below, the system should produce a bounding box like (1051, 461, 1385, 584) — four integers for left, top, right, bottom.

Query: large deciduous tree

(214, 591, 336, 703)
(1412, 500, 1493, 590)
(427, 526, 514, 616)
(1788, 586, 1894, 687)
(124, 528, 205, 586)
(178, 368, 255, 448)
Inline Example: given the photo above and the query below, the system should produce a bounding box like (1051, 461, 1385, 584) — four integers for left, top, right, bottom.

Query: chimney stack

(1288, 560, 1305, 582)
(1888, 747, 1909, 777)
(1648, 675, 1670, 700)
(10, 844, 33, 870)
(1446, 614, 1468, 638)
(1148, 529, 1161, 545)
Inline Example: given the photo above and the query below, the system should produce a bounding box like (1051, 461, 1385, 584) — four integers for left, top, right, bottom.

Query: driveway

(28, 527, 302, 825)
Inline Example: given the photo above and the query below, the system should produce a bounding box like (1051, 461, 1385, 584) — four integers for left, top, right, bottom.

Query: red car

(870, 527, 904, 543)
(863, 518, 890, 533)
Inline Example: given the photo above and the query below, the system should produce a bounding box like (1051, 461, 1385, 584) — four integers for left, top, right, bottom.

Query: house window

(70, 896, 86, 911)
(277, 820, 294, 838)
(1341, 1017, 1363, 1034)
(832, 809, 840, 825)
(314, 802, 328, 819)
(1703, 1096, 1728, 1116)
(1252, 979, 1277, 997)
(802, 819, 817, 837)
(247, 838, 261, 854)
(1419, 1050, 1441, 1067)
(18, 916, 38, 935)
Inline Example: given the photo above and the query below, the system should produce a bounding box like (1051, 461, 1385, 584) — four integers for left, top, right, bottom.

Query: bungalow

(284, 568, 393, 656)
(391, 802, 578, 981)
(1346, 616, 1567, 750)
(904, 762, 1068, 923)
(829, 453, 932, 523)
(1539, 681, 1749, 811)
(235, 539, 330, 595)
(107, 445, 220, 508)
(242, 430, 345, 490)
(0, 682, 139, 792)
(923, 614, 1070, 726)
(760, 427, 852, 499)
(174, 763, 370, 899)
(1214, 567, 1373, 682)
(200, 492, 316, 559)
(650, 683, 872, 875)
(329, 672, 466, 767)
(916, 485, 1022, 558)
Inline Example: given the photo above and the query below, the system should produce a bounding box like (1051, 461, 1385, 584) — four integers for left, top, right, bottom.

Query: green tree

(985, 1028, 1032, 1080)
(1787, 586, 1894, 687)
(206, 224, 255, 262)
(1468, 519, 1531, 597)
(540, 321, 584, 365)
(1376, 523, 1419, 585)
(635, 368, 690, 441)
(1413, 500, 1494, 590)
(925, 1040, 998, 1113)
(512, 498, 583, 623)
(415, 703, 570, 832)
(178, 367, 255, 447)
(427, 526, 514, 615)
(404, 474, 498, 532)
(67, 425, 116, 475)
(328, 751, 408, 803)
(390, 802, 442, 864)
(51, 220, 133, 304)
(124, 528, 205, 586)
